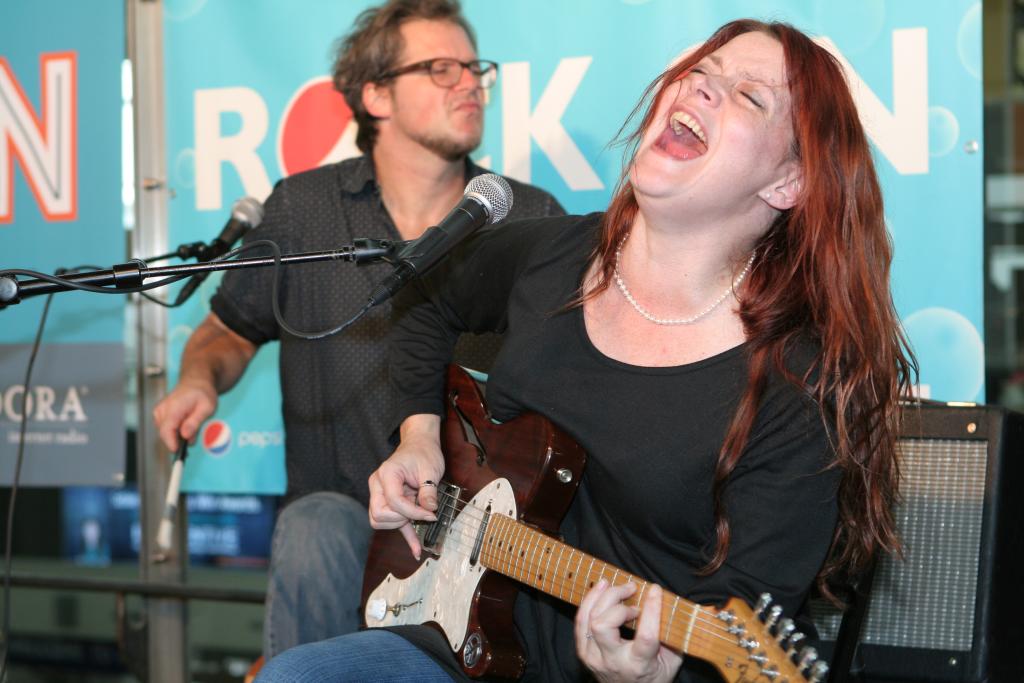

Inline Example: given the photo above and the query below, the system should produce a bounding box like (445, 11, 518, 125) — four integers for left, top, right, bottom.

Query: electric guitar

(362, 365, 828, 683)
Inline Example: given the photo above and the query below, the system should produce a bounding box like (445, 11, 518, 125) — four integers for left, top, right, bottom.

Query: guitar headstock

(706, 593, 829, 683)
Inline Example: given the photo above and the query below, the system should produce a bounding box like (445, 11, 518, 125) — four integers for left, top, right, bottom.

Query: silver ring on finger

(420, 480, 437, 488)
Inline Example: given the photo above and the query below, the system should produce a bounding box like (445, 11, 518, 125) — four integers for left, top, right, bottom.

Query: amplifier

(810, 403, 1024, 683)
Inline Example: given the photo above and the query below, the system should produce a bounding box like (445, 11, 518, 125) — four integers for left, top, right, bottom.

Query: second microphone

(367, 173, 513, 308)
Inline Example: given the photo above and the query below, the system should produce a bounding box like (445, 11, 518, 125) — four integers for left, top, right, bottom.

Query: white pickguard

(364, 478, 518, 651)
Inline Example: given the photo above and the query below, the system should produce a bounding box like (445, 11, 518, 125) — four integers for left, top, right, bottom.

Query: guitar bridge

(416, 482, 462, 555)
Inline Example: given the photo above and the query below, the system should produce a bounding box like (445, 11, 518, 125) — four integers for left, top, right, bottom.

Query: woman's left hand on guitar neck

(575, 580, 684, 683)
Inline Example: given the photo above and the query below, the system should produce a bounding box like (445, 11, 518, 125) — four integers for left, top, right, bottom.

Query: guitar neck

(479, 514, 720, 658)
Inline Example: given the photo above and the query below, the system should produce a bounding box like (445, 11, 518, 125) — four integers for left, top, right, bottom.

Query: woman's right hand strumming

(368, 413, 446, 560)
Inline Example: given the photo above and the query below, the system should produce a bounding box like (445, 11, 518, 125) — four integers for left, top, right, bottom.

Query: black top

(210, 156, 565, 506)
(389, 213, 840, 682)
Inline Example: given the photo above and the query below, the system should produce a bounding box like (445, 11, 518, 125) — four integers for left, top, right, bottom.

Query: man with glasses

(152, 0, 564, 662)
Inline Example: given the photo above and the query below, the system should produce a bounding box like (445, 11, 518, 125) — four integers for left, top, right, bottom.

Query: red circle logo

(201, 420, 232, 457)
(278, 76, 358, 177)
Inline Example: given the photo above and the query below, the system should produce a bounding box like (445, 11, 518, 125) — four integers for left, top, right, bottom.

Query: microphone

(156, 439, 189, 553)
(173, 197, 265, 306)
(367, 173, 512, 307)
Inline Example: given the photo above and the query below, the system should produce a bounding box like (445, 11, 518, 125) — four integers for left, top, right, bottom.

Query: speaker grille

(812, 437, 987, 651)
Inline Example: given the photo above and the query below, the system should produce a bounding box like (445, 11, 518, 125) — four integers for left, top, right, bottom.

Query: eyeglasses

(377, 58, 499, 90)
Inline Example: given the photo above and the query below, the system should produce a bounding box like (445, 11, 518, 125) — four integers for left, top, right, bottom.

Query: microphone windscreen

(232, 196, 265, 228)
(465, 174, 512, 224)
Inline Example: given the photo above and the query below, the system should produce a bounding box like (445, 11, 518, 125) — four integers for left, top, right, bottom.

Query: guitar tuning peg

(798, 646, 819, 672)
(755, 593, 773, 618)
(775, 617, 796, 642)
(765, 604, 783, 629)
(808, 660, 830, 683)
(788, 631, 806, 655)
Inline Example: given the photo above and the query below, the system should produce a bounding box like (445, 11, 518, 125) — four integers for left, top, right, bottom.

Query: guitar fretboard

(479, 513, 726, 659)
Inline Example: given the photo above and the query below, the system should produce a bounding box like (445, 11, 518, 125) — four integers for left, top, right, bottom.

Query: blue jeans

(264, 492, 373, 659)
(255, 629, 453, 682)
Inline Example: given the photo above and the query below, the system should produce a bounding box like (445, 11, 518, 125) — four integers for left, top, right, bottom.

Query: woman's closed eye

(741, 90, 764, 109)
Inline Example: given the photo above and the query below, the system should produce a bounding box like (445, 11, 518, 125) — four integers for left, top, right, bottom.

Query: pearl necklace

(612, 235, 755, 326)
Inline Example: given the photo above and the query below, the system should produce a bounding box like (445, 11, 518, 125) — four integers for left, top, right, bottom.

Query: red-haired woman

(257, 19, 915, 683)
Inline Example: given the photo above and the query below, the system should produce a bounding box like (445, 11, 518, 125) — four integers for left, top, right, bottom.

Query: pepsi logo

(277, 76, 360, 177)
(201, 420, 232, 457)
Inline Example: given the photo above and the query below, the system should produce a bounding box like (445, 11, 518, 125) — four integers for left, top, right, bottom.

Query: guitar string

(406, 490, 780, 654)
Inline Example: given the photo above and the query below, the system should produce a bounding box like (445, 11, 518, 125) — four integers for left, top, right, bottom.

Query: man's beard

(410, 127, 482, 162)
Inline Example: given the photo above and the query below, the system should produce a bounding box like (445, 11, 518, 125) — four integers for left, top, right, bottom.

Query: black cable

(0, 265, 101, 678)
(139, 291, 175, 307)
(129, 238, 373, 337)
(1, 265, 190, 296)
(137, 239, 372, 336)
(0, 287, 56, 681)
(247, 239, 373, 340)
(132, 239, 372, 335)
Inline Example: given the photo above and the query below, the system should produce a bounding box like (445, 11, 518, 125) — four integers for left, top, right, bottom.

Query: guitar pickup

(418, 482, 462, 554)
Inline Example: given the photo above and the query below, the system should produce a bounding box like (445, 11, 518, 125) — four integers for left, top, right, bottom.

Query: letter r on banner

(0, 52, 77, 223)
(194, 86, 272, 210)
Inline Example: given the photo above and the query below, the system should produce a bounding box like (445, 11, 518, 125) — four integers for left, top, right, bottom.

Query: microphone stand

(142, 241, 210, 264)
(0, 238, 404, 307)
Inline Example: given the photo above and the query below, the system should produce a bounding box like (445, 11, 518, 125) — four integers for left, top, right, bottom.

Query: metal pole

(127, 1, 189, 681)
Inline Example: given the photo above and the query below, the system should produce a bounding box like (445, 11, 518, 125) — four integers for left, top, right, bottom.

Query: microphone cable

(0, 265, 99, 682)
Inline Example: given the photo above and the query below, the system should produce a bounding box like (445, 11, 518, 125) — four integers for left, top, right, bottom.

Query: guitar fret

(682, 602, 698, 652)
(493, 515, 512, 570)
(505, 519, 515, 577)
(553, 544, 567, 598)
(526, 528, 544, 588)
(511, 522, 528, 582)
(507, 520, 524, 581)
(542, 538, 556, 594)
(585, 557, 597, 594)
(636, 581, 647, 609)
(524, 528, 540, 589)
(533, 533, 548, 587)
(494, 516, 508, 573)
(573, 553, 585, 602)
(559, 549, 574, 600)
(518, 524, 533, 584)
(518, 527, 532, 585)
(667, 595, 681, 649)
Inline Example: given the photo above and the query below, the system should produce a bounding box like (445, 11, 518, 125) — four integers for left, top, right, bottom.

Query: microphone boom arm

(0, 238, 406, 307)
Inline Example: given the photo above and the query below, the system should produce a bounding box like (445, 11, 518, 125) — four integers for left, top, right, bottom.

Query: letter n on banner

(0, 52, 78, 223)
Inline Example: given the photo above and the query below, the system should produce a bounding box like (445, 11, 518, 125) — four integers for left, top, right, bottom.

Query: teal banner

(164, 0, 983, 493)
(0, 1, 125, 485)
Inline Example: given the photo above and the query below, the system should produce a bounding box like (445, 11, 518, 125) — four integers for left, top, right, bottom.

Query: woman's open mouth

(653, 110, 708, 160)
